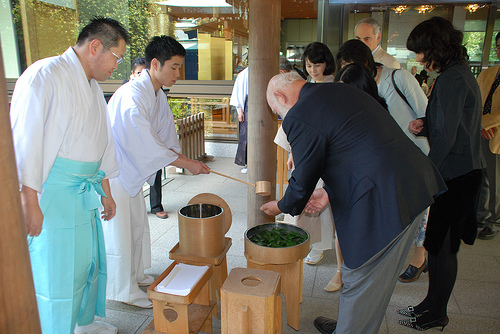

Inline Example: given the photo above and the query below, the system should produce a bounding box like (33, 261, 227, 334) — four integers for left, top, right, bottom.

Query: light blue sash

(29, 157, 108, 333)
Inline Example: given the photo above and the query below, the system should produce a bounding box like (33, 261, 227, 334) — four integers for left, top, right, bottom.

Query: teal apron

(28, 157, 107, 333)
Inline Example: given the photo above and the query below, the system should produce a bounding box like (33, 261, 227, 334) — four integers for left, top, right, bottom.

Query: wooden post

(0, 43, 41, 332)
(247, 0, 281, 227)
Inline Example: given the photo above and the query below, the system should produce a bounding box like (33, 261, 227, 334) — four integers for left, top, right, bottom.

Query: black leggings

(415, 228, 457, 318)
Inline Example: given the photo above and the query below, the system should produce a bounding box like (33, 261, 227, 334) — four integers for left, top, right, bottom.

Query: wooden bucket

(178, 203, 225, 258)
(244, 223, 310, 264)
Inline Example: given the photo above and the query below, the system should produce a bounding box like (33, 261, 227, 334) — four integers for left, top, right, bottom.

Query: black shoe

(478, 226, 497, 240)
(398, 316, 449, 331)
(314, 316, 337, 334)
(477, 221, 485, 228)
(397, 306, 428, 318)
(399, 259, 428, 283)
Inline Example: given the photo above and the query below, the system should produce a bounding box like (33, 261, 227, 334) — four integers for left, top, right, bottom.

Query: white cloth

(105, 69, 180, 302)
(274, 126, 333, 250)
(309, 74, 335, 83)
(107, 69, 180, 197)
(103, 177, 151, 302)
(230, 67, 248, 109)
(377, 66, 430, 155)
(10, 47, 119, 192)
(372, 45, 400, 69)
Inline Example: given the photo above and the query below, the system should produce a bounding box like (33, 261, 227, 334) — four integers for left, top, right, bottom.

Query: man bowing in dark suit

(261, 72, 447, 334)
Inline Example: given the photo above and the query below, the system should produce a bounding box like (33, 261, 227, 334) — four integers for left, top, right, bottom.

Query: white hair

(355, 17, 382, 38)
(266, 71, 303, 118)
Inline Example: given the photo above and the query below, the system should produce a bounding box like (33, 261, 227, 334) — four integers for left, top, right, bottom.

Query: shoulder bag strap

(391, 69, 414, 112)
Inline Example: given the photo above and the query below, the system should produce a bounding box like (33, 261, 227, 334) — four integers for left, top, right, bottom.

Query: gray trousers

(476, 137, 500, 226)
(334, 210, 425, 334)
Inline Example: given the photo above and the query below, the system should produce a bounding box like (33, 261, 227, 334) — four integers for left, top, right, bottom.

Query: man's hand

(304, 188, 330, 213)
(237, 107, 245, 122)
(186, 159, 210, 175)
(260, 200, 282, 216)
(101, 196, 116, 221)
(20, 185, 43, 237)
(287, 153, 294, 171)
(481, 128, 495, 140)
(172, 153, 210, 175)
(409, 119, 424, 135)
(100, 179, 116, 221)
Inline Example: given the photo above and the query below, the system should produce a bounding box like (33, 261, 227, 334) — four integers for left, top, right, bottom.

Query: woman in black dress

(398, 16, 483, 331)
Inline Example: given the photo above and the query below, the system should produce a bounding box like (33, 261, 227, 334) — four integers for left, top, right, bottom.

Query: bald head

(267, 71, 305, 118)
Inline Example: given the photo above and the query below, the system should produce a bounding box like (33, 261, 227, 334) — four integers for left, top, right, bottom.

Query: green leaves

(249, 228, 307, 248)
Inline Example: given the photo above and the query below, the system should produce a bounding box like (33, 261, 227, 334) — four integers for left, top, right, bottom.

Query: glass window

(6, 0, 248, 80)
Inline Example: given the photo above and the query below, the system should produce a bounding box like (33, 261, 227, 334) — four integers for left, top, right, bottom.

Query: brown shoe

(155, 211, 168, 219)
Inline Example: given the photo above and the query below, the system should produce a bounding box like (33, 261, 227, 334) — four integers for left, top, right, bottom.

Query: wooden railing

(176, 112, 207, 161)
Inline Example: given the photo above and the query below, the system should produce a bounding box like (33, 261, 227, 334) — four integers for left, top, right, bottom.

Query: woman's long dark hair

(335, 63, 388, 110)
(335, 39, 380, 77)
(406, 16, 468, 72)
(301, 42, 336, 77)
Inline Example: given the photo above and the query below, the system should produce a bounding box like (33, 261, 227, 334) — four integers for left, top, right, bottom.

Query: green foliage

(249, 228, 308, 248)
(12, 0, 169, 80)
(169, 98, 191, 120)
(464, 31, 485, 62)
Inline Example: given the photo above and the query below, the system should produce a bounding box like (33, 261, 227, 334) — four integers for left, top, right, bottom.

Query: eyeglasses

(102, 44, 123, 64)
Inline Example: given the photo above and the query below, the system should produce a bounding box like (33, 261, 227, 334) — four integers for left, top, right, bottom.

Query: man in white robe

(10, 18, 129, 334)
(230, 66, 249, 172)
(104, 35, 210, 308)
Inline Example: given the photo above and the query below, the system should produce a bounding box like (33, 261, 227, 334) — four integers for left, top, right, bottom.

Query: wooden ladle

(210, 170, 271, 196)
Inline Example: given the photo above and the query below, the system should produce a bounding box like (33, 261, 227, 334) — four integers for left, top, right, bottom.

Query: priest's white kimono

(104, 69, 180, 303)
(10, 47, 119, 334)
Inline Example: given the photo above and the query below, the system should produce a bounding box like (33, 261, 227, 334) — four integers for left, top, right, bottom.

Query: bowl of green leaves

(244, 223, 310, 264)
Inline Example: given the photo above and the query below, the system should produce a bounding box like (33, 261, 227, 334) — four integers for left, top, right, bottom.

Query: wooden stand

(170, 237, 232, 307)
(244, 223, 309, 331)
(245, 257, 303, 331)
(144, 261, 216, 334)
(220, 267, 282, 334)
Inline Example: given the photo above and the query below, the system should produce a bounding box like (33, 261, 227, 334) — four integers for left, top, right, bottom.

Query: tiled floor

(99, 143, 500, 334)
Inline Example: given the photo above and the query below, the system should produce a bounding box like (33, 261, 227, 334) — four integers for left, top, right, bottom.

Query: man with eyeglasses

(10, 17, 129, 334)
(476, 32, 500, 240)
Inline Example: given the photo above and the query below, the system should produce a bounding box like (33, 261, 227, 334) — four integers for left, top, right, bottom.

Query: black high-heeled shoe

(399, 258, 428, 283)
(397, 306, 428, 318)
(398, 316, 449, 331)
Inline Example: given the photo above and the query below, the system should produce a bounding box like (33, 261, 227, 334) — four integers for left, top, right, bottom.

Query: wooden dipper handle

(210, 170, 256, 187)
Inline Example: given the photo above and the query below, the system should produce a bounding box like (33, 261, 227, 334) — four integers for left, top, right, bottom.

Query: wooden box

(170, 237, 231, 301)
(145, 261, 216, 334)
(220, 267, 282, 334)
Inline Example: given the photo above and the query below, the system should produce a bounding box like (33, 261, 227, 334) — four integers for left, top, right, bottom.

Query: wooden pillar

(247, 0, 281, 227)
(0, 44, 41, 332)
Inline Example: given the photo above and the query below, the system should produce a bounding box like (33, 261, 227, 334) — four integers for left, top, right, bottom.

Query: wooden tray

(147, 261, 213, 305)
(170, 237, 232, 265)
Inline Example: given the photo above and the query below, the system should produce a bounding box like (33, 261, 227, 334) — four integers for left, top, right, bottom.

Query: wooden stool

(170, 237, 232, 307)
(245, 257, 303, 331)
(143, 261, 216, 334)
(244, 223, 309, 331)
(220, 267, 282, 334)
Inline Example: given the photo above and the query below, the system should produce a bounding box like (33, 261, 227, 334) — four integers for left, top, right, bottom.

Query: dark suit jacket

(278, 82, 446, 269)
(421, 61, 483, 180)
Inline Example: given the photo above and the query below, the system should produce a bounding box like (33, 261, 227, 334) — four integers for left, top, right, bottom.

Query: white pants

(102, 177, 151, 302)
